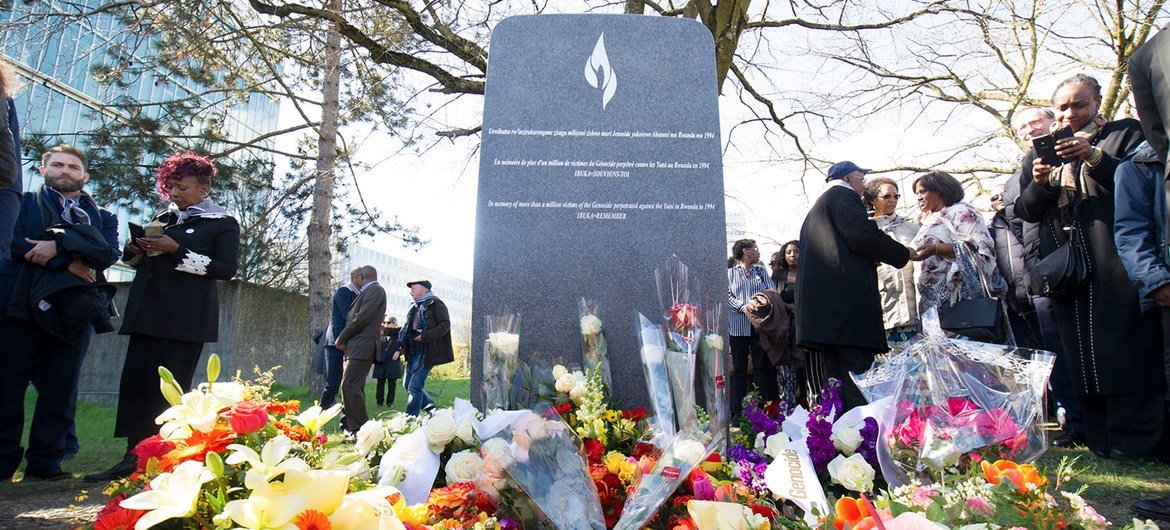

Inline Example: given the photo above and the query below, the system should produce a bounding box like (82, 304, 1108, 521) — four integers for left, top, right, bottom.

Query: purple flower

(806, 379, 842, 472)
(499, 517, 520, 530)
(858, 417, 880, 468)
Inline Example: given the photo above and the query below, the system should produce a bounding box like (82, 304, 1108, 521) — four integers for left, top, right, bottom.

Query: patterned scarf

(1056, 114, 1107, 207)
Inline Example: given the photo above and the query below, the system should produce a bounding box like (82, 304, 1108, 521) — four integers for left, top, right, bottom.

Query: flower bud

(207, 354, 221, 384)
(205, 451, 224, 476)
(158, 366, 176, 385)
(160, 379, 183, 406)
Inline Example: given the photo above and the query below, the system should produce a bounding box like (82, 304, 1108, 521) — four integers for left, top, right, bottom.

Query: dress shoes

(24, 467, 72, 481)
(1051, 430, 1086, 448)
(84, 452, 136, 483)
(1133, 495, 1170, 522)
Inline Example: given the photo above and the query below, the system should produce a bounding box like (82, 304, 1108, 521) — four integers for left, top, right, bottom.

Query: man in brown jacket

(336, 265, 386, 430)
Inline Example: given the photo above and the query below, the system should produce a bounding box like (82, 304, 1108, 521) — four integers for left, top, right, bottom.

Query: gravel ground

(0, 478, 103, 529)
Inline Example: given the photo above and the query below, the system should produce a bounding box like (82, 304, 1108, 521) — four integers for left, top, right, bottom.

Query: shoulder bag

(937, 242, 1008, 343)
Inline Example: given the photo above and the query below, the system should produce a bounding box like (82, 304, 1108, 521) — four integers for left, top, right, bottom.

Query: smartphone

(1033, 127, 1076, 167)
(128, 222, 145, 241)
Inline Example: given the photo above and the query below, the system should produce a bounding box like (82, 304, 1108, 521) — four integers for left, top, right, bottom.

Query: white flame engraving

(584, 33, 617, 110)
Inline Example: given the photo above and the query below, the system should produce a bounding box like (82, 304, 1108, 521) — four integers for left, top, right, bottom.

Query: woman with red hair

(86, 151, 240, 482)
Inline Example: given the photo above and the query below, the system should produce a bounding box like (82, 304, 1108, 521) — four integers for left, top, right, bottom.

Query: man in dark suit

(1130, 24, 1170, 168)
(796, 161, 915, 411)
(336, 265, 386, 430)
(320, 268, 360, 410)
(0, 144, 119, 481)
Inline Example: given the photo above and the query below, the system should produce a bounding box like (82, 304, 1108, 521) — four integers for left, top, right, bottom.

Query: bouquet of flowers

(699, 303, 730, 438)
(476, 403, 606, 529)
(853, 309, 1054, 485)
(638, 312, 678, 444)
(614, 428, 719, 530)
(580, 298, 613, 391)
(656, 255, 703, 432)
(483, 313, 521, 410)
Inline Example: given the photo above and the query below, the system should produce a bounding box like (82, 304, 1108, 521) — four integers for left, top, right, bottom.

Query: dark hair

(1053, 74, 1101, 100)
(731, 239, 758, 260)
(41, 144, 88, 170)
(863, 176, 898, 211)
(156, 151, 217, 200)
(912, 171, 964, 207)
(777, 240, 799, 272)
(727, 256, 737, 268)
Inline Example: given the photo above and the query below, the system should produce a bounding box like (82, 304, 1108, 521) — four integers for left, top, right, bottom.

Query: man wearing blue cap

(795, 161, 918, 411)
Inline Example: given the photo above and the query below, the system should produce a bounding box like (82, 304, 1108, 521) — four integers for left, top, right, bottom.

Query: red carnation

(93, 506, 146, 530)
(622, 407, 648, 422)
(583, 439, 605, 464)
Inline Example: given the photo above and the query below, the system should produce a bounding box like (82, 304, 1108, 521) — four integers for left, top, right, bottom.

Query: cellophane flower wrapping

(475, 403, 606, 530)
(637, 312, 676, 445)
(483, 313, 521, 410)
(579, 298, 613, 391)
(698, 303, 729, 438)
(614, 428, 719, 530)
(656, 255, 702, 433)
(853, 308, 1054, 486)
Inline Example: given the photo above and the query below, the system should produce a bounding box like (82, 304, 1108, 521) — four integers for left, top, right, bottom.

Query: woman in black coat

(1015, 74, 1165, 460)
(86, 152, 240, 481)
(374, 318, 403, 407)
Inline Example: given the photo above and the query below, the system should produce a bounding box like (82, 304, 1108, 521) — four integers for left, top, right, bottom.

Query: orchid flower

(120, 460, 214, 529)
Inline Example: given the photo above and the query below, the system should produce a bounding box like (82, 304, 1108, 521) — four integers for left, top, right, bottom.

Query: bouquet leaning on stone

(482, 313, 521, 410)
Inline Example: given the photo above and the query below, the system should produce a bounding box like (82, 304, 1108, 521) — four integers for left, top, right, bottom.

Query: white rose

(580, 314, 603, 335)
(552, 364, 568, 380)
(385, 413, 411, 434)
(703, 334, 724, 352)
(832, 419, 864, 455)
(569, 382, 588, 403)
(763, 433, 790, 460)
(479, 437, 514, 473)
(487, 332, 520, 356)
(456, 420, 477, 445)
(672, 439, 707, 465)
(827, 453, 875, 493)
(354, 420, 386, 456)
(423, 411, 457, 452)
(444, 450, 485, 483)
(555, 373, 577, 393)
(641, 344, 665, 364)
(754, 432, 766, 451)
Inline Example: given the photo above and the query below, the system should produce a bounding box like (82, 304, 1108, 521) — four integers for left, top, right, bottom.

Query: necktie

(63, 198, 90, 225)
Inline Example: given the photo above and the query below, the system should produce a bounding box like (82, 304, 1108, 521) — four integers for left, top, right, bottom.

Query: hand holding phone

(1033, 127, 1076, 167)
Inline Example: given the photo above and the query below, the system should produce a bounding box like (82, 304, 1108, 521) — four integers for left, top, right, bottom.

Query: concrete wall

(79, 280, 311, 405)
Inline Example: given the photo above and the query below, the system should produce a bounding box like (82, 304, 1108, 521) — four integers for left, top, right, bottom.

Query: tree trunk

(624, 0, 644, 14)
(307, 0, 343, 394)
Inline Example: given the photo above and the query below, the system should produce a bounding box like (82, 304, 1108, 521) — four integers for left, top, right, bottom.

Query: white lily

(295, 403, 343, 435)
(155, 391, 233, 439)
(225, 435, 310, 489)
(283, 469, 350, 515)
(120, 460, 214, 529)
(222, 492, 305, 530)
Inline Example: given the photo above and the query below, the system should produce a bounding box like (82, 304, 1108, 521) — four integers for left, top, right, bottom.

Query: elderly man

(796, 161, 914, 410)
(0, 145, 119, 481)
(400, 280, 454, 416)
(335, 265, 386, 431)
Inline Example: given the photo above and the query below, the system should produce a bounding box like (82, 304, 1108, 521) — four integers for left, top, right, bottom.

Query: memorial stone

(472, 14, 727, 408)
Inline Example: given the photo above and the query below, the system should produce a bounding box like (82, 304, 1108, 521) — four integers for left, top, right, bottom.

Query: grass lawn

(9, 379, 1170, 527)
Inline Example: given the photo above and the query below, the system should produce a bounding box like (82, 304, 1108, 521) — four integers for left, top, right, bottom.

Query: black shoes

(84, 452, 136, 483)
(1051, 430, 1087, 448)
(24, 467, 71, 481)
(1133, 495, 1170, 522)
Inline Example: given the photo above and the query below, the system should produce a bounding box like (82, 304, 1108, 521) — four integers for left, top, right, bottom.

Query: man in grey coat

(335, 265, 386, 430)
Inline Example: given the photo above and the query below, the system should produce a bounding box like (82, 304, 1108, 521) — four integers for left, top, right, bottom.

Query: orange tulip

(834, 497, 877, 530)
(981, 459, 1047, 493)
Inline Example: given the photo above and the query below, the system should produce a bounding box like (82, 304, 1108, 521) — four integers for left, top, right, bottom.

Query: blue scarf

(400, 293, 436, 357)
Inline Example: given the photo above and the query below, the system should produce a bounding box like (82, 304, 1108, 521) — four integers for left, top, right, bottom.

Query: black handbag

(938, 242, 1008, 343)
(1030, 222, 1089, 299)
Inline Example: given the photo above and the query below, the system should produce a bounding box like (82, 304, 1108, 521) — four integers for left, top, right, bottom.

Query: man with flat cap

(796, 161, 917, 411)
(399, 279, 453, 416)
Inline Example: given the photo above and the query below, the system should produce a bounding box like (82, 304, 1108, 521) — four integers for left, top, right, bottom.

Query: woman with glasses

(864, 177, 921, 346)
(727, 238, 777, 413)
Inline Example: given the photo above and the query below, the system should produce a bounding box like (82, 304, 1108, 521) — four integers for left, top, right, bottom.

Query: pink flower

(692, 473, 715, 501)
(945, 398, 980, 427)
(669, 304, 699, 331)
(964, 496, 994, 517)
(1076, 505, 1109, 530)
(884, 511, 944, 530)
(891, 410, 928, 448)
(223, 401, 268, 434)
(908, 486, 937, 508)
(974, 409, 1019, 445)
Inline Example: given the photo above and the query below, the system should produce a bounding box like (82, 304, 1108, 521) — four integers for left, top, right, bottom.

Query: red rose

(224, 401, 269, 434)
(583, 439, 605, 464)
(669, 304, 699, 331)
(131, 435, 175, 470)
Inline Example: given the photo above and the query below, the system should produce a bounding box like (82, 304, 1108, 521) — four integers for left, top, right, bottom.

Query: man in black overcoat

(795, 161, 914, 411)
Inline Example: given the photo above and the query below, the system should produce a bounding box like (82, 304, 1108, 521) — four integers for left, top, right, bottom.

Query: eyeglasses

(990, 194, 1003, 201)
(878, 193, 900, 200)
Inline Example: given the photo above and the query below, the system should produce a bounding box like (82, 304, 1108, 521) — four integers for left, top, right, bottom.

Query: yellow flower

(604, 410, 619, 422)
(295, 404, 343, 436)
(603, 452, 626, 474)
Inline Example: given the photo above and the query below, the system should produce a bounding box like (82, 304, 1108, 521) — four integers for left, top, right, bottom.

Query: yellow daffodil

(120, 460, 214, 529)
(155, 391, 234, 439)
(295, 404, 343, 436)
(222, 492, 305, 530)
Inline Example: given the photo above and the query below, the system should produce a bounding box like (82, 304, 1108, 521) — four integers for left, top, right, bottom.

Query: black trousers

(376, 377, 398, 406)
(0, 315, 91, 477)
(806, 344, 877, 412)
(1080, 394, 1167, 459)
(114, 334, 203, 445)
(730, 329, 778, 415)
